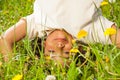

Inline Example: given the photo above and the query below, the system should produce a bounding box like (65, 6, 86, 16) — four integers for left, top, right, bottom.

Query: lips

(54, 38, 67, 42)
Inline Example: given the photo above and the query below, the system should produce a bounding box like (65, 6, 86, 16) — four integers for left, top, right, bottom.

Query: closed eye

(48, 50, 55, 53)
(64, 51, 69, 55)
(63, 51, 70, 59)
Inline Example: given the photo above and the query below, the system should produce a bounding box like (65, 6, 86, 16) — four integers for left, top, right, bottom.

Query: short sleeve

(82, 16, 114, 44)
(92, 0, 103, 8)
(26, 14, 46, 40)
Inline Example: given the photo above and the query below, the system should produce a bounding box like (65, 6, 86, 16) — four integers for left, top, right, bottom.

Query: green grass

(0, 0, 120, 80)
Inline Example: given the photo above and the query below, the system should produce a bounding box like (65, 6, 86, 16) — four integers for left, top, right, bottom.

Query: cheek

(44, 41, 55, 53)
(45, 41, 55, 47)
(62, 53, 69, 59)
(65, 43, 72, 50)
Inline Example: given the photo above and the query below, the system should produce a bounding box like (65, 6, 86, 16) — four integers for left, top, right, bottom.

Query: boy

(0, 0, 120, 64)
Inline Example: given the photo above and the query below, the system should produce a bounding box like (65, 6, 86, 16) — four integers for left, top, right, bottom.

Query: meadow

(0, 0, 120, 80)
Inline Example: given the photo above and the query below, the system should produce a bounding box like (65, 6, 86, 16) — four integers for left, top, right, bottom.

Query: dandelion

(12, 74, 23, 80)
(104, 28, 116, 36)
(77, 30, 87, 39)
(105, 56, 109, 63)
(100, 1, 109, 6)
(70, 48, 79, 54)
(72, 39, 76, 44)
(71, 39, 78, 49)
(0, 61, 2, 67)
(45, 75, 56, 80)
(45, 56, 51, 60)
(95, 61, 98, 65)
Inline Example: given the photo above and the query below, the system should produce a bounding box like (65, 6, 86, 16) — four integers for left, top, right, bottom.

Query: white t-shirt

(26, 0, 114, 44)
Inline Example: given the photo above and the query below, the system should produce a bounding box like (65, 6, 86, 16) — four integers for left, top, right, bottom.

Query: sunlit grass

(0, 0, 120, 80)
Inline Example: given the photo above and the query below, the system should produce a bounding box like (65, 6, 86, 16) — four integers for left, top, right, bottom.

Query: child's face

(44, 29, 73, 65)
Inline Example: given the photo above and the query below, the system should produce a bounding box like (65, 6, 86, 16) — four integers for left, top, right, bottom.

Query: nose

(57, 42, 65, 48)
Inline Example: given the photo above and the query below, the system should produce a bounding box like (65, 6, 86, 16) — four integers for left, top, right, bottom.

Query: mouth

(54, 38, 67, 42)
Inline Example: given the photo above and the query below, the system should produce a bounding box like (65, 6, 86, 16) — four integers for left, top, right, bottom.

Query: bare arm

(111, 24, 120, 48)
(0, 19, 27, 61)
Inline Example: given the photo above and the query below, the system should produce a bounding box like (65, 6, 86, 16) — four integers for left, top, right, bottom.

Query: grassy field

(0, 0, 120, 80)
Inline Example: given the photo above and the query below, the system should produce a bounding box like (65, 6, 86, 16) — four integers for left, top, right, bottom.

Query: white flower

(109, 0, 116, 3)
(45, 75, 56, 80)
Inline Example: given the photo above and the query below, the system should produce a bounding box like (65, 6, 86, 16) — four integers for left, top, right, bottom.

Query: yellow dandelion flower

(70, 48, 79, 53)
(105, 56, 109, 63)
(95, 61, 98, 65)
(0, 61, 2, 67)
(100, 1, 109, 6)
(12, 74, 23, 80)
(45, 56, 51, 60)
(77, 30, 87, 39)
(104, 28, 116, 36)
(72, 39, 76, 44)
